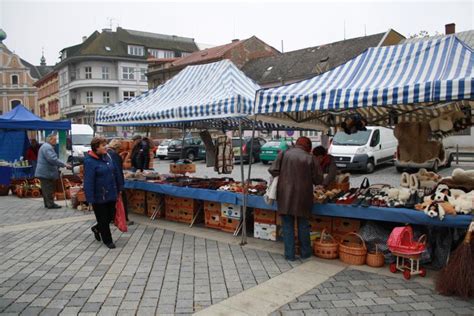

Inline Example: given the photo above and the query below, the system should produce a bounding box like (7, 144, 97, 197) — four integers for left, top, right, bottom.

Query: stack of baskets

(338, 232, 367, 265)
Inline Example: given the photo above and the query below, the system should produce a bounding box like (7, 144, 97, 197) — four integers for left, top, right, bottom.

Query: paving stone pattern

(273, 269, 474, 316)
(0, 197, 86, 227)
(0, 197, 300, 315)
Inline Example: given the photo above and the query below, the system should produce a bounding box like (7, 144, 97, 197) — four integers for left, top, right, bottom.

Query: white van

(68, 124, 94, 163)
(328, 126, 398, 173)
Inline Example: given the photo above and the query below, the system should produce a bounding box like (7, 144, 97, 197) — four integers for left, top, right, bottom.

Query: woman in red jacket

(25, 139, 40, 173)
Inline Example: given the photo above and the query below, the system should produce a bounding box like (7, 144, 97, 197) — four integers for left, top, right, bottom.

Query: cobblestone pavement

(272, 269, 474, 316)
(0, 197, 300, 315)
(0, 197, 86, 227)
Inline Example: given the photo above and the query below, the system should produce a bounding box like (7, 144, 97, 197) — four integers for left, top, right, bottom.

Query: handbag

(114, 195, 128, 233)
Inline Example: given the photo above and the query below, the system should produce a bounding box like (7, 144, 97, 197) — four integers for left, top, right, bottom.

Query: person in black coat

(131, 135, 150, 172)
(107, 139, 133, 225)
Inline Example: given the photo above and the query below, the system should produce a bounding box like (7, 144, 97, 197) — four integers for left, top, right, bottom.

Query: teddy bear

(451, 190, 474, 215)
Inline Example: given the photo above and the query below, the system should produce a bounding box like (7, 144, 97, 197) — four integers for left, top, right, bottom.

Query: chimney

(82, 36, 87, 42)
(231, 39, 239, 43)
(445, 23, 455, 35)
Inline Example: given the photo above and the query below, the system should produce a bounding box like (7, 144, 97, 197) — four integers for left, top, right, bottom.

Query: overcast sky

(1, 0, 473, 66)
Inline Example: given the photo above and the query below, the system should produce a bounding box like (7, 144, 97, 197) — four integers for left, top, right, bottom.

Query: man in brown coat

(269, 136, 323, 260)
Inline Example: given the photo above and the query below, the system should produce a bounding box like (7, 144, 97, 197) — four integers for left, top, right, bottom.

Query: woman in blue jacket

(84, 137, 122, 249)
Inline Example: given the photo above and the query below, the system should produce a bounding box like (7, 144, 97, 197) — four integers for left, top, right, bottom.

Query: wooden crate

(254, 208, 277, 225)
(165, 205, 180, 222)
(170, 163, 196, 174)
(309, 215, 333, 233)
(205, 209, 221, 229)
(220, 217, 240, 233)
(332, 217, 360, 235)
(146, 192, 163, 217)
(204, 201, 221, 212)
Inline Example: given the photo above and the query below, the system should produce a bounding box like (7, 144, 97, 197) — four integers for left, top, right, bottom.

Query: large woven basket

(366, 244, 385, 267)
(338, 232, 367, 265)
(313, 229, 339, 259)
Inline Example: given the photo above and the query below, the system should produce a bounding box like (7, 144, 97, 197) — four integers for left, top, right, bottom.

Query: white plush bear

(451, 190, 474, 215)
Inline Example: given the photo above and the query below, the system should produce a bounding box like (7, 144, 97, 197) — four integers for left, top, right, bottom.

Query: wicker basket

(0, 184, 10, 196)
(366, 244, 385, 267)
(338, 232, 367, 265)
(313, 229, 339, 259)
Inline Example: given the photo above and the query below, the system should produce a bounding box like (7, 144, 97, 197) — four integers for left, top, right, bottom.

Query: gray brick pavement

(274, 269, 474, 315)
(0, 197, 300, 315)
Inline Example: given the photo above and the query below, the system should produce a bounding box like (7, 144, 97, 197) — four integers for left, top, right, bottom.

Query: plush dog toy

(424, 202, 446, 220)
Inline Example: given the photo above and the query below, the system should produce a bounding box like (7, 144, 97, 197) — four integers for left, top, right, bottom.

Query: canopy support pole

(180, 124, 186, 159)
(239, 118, 247, 245)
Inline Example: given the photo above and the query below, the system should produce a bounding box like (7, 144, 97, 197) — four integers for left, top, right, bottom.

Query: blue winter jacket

(83, 151, 123, 204)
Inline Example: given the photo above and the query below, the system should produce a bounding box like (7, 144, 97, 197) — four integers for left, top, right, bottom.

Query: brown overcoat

(268, 146, 323, 218)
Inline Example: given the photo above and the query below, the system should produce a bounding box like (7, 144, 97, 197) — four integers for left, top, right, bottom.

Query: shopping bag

(263, 176, 278, 205)
(115, 195, 128, 232)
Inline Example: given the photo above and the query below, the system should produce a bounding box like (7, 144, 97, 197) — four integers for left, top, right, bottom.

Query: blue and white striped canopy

(96, 60, 260, 126)
(255, 35, 473, 127)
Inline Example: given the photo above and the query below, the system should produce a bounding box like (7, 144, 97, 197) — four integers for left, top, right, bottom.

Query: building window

(86, 91, 93, 104)
(123, 91, 135, 101)
(11, 75, 19, 85)
(122, 67, 135, 80)
(103, 91, 110, 104)
(11, 100, 21, 109)
(140, 68, 147, 81)
(181, 52, 192, 57)
(60, 72, 68, 85)
(85, 66, 92, 79)
(128, 45, 144, 56)
(102, 67, 110, 79)
(148, 49, 175, 58)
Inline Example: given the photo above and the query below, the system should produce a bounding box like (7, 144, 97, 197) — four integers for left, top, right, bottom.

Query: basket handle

(417, 234, 427, 245)
(321, 228, 336, 244)
(342, 232, 367, 250)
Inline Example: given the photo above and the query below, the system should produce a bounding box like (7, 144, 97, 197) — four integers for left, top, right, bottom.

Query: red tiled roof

(171, 40, 243, 67)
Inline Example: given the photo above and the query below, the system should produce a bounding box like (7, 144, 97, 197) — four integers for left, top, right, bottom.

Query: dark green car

(259, 139, 294, 164)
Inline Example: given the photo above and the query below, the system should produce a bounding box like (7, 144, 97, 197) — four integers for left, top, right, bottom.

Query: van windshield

(333, 130, 371, 146)
(72, 134, 93, 146)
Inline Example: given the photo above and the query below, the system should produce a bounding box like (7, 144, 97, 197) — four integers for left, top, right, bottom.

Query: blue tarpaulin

(124, 181, 473, 228)
(0, 130, 29, 162)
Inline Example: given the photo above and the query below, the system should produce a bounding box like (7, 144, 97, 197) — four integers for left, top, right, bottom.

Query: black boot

(91, 226, 101, 241)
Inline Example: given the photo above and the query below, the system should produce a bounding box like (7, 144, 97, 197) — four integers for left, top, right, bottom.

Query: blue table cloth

(125, 181, 473, 229)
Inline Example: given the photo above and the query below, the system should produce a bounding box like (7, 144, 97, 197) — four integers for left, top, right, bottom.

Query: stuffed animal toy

(424, 202, 446, 220)
(451, 190, 474, 215)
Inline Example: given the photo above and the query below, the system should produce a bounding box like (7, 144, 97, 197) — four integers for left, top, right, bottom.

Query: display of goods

(313, 229, 339, 259)
(254, 208, 277, 225)
(221, 203, 241, 219)
(0, 184, 10, 196)
(366, 245, 385, 267)
(332, 217, 360, 235)
(327, 182, 350, 192)
(170, 163, 196, 174)
(338, 232, 367, 265)
(76, 190, 86, 202)
(204, 209, 221, 229)
(254, 223, 278, 241)
(309, 216, 333, 233)
(220, 217, 240, 233)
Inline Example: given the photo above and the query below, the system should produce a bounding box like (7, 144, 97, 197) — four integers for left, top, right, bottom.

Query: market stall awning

(96, 60, 260, 127)
(254, 35, 474, 129)
(0, 105, 71, 130)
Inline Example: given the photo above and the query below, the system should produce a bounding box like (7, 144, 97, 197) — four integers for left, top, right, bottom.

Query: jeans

(92, 201, 115, 245)
(281, 215, 312, 260)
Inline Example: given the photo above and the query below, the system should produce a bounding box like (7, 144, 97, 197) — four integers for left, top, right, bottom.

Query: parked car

(67, 124, 94, 164)
(259, 138, 294, 164)
(395, 140, 453, 173)
(232, 137, 266, 164)
(156, 139, 172, 160)
(328, 126, 398, 173)
(167, 137, 205, 161)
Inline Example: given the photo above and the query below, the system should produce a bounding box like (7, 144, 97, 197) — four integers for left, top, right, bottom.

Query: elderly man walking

(35, 133, 70, 209)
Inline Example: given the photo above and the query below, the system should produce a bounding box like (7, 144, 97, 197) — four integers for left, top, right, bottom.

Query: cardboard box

(220, 217, 240, 233)
(165, 205, 180, 222)
(332, 217, 360, 235)
(254, 223, 278, 241)
(254, 208, 277, 225)
(170, 163, 196, 174)
(309, 215, 333, 233)
(205, 209, 221, 229)
(204, 201, 221, 212)
(146, 192, 163, 217)
(221, 203, 241, 219)
(179, 208, 202, 224)
(130, 200, 146, 215)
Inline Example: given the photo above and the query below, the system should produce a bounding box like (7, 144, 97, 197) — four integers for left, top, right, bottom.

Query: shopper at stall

(312, 145, 337, 188)
(26, 139, 40, 173)
(35, 133, 70, 209)
(84, 137, 122, 249)
(130, 135, 150, 171)
(107, 139, 133, 225)
(269, 136, 323, 261)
